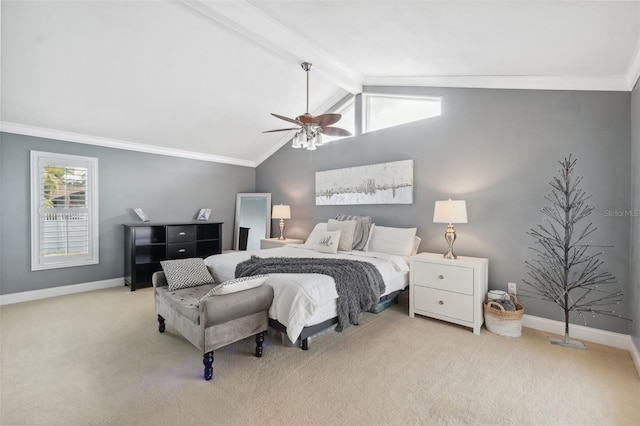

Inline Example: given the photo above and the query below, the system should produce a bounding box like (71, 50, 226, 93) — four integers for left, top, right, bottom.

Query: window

(321, 95, 356, 145)
(363, 93, 441, 134)
(30, 151, 99, 270)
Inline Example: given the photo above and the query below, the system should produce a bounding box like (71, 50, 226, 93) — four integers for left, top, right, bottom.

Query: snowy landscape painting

(315, 160, 413, 205)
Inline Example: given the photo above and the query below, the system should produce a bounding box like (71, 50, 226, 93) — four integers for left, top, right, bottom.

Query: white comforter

(204, 245, 409, 342)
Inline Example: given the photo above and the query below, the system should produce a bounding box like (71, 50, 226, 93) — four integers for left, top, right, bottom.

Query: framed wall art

(133, 208, 150, 222)
(315, 159, 414, 205)
(197, 208, 212, 221)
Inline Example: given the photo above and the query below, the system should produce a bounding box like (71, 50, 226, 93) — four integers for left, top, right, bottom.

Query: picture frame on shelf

(133, 208, 150, 222)
(197, 208, 212, 221)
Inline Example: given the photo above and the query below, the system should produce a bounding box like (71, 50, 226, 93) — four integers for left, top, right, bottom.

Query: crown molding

(178, 0, 363, 94)
(0, 122, 256, 168)
(363, 74, 631, 92)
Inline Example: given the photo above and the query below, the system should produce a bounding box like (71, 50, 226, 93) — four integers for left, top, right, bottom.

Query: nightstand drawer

(413, 286, 473, 322)
(167, 225, 196, 243)
(167, 242, 196, 258)
(412, 261, 474, 295)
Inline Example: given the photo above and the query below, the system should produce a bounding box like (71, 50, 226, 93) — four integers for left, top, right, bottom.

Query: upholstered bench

(152, 263, 273, 381)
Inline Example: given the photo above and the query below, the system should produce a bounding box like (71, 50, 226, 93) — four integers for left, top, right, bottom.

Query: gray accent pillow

(335, 214, 373, 251)
(160, 258, 215, 291)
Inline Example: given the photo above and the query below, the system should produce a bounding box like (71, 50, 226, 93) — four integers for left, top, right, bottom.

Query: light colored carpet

(1, 286, 638, 426)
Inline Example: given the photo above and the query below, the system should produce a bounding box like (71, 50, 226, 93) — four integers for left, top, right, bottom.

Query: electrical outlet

(508, 282, 517, 295)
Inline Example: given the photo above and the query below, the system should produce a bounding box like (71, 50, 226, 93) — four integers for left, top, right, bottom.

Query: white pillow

(304, 222, 328, 247)
(365, 225, 417, 257)
(327, 219, 356, 252)
(198, 275, 268, 302)
(307, 229, 342, 254)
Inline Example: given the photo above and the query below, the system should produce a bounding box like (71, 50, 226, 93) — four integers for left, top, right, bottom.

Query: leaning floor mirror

(234, 193, 271, 251)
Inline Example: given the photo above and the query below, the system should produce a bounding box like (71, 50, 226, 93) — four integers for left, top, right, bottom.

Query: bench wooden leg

(255, 332, 265, 357)
(158, 315, 165, 333)
(203, 351, 214, 380)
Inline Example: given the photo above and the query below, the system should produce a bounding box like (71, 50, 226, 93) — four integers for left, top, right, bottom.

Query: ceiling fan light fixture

(264, 62, 351, 151)
(307, 138, 317, 150)
(291, 131, 304, 148)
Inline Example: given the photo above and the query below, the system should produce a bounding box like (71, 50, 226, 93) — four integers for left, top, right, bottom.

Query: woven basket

(484, 294, 524, 338)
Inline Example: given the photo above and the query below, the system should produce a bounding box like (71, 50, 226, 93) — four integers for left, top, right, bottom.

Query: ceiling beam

(179, 0, 363, 94)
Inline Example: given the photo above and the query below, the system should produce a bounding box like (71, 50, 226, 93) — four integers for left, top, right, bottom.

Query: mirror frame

(234, 193, 271, 251)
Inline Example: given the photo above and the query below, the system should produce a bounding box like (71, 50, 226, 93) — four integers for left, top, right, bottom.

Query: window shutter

(31, 152, 99, 270)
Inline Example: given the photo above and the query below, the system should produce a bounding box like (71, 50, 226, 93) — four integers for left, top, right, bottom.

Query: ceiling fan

(263, 62, 352, 150)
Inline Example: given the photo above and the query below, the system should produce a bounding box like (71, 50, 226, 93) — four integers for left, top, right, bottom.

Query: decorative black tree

(523, 154, 627, 349)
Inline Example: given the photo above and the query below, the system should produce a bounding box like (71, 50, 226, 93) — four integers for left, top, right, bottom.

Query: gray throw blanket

(235, 256, 385, 332)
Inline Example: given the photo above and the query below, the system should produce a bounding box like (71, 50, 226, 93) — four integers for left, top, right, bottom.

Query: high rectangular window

(364, 93, 441, 133)
(30, 151, 99, 270)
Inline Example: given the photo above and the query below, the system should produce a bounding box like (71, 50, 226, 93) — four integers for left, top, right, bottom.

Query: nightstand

(409, 252, 488, 335)
(260, 237, 304, 249)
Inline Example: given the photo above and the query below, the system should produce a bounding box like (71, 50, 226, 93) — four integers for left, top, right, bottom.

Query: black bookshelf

(123, 222, 222, 291)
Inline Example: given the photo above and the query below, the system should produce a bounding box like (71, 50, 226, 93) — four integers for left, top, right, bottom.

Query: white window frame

(362, 93, 442, 134)
(30, 151, 99, 270)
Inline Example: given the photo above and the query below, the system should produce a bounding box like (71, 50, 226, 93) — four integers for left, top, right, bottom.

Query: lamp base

(443, 224, 457, 259)
(443, 250, 457, 260)
(278, 219, 285, 240)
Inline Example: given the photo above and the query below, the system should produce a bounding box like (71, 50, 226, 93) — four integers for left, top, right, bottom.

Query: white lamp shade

(272, 204, 291, 220)
(433, 200, 468, 224)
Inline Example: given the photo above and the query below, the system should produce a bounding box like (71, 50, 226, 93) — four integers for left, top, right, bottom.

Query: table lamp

(433, 199, 467, 259)
(272, 204, 291, 240)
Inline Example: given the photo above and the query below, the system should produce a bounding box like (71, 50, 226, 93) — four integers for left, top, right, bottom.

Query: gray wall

(257, 87, 632, 334)
(0, 132, 255, 295)
(631, 84, 640, 349)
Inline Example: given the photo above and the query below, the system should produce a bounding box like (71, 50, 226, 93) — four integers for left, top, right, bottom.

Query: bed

(204, 219, 419, 350)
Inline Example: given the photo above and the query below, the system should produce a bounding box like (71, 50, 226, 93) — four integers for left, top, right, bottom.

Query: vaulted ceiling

(2, 1, 640, 166)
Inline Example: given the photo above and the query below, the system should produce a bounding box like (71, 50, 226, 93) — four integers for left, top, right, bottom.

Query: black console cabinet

(124, 222, 222, 291)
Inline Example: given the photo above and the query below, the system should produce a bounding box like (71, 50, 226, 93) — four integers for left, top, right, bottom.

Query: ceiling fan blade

(309, 113, 341, 127)
(262, 128, 299, 133)
(318, 127, 352, 137)
(271, 113, 302, 125)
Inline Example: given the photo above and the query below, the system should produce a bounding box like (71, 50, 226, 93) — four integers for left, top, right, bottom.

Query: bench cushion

(201, 284, 273, 326)
(156, 284, 216, 324)
(155, 282, 274, 327)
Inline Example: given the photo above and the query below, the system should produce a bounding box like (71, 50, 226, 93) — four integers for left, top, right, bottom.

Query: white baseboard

(630, 337, 640, 378)
(0, 278, 124, 305)
(522, 314, 630, 350)
(523, 314, 640, 377)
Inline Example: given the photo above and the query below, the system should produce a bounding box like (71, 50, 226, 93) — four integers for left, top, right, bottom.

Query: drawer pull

(439, 300, 444, 305)
(178, 232, 186, 236)
(178, 249, 186, 253)
(438, 275, 444, 279)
